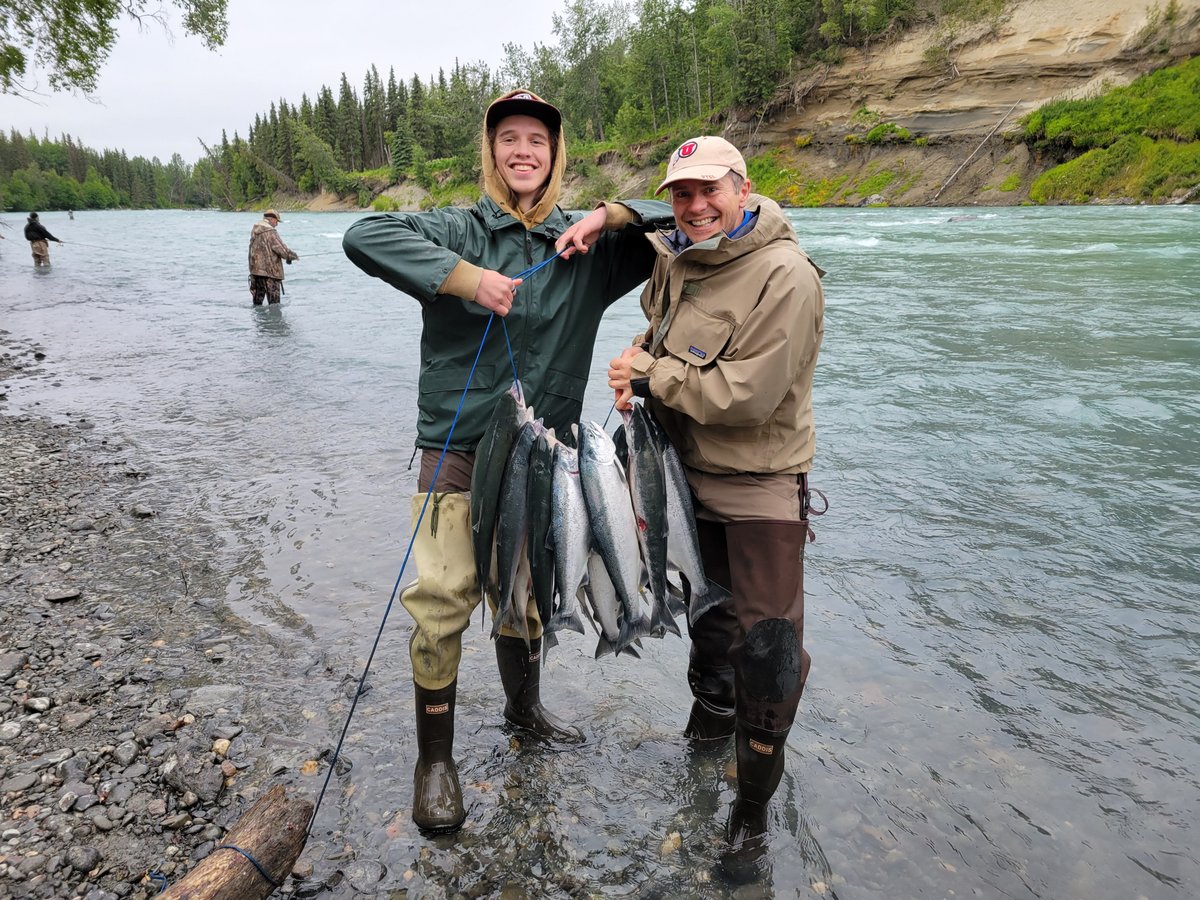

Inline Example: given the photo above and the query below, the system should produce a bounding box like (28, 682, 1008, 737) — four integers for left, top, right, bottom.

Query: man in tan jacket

(248, 209, 299, 304)
(604, 136, 826, 884)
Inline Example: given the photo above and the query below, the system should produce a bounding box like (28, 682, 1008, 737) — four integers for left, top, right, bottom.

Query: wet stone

(185, 685, 243, 718)
(43, 587, 82, 603)
(2, 773, 38, 793)
(73, 794, 100, 812)
(66, 845, 102, 872)
(112, 740, 139, 767)
(0, 651, 28, 678)
(61, 709, 97, 730)
(345, 859, 388, 891)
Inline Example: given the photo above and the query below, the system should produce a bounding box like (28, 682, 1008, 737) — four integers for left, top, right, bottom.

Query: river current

(1, 205, 1197, 898)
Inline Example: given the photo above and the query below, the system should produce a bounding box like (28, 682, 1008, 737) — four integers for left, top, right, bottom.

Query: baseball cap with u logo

(656, 136, 748, 194)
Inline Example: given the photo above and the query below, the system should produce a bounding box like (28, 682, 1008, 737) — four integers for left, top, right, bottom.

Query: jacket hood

(480, 105, 566, 230)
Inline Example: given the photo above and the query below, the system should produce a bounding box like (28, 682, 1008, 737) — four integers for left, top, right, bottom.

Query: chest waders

(686, 515, 814, 884)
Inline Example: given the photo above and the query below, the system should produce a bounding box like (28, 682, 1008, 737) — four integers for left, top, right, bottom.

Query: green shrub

(1029, 135, 1200, 202)
(784, 176, 848, 207)
(865, 123, 913, 144)
(1023, 56, 1200, 152)
(850, 107, 882, 128)
(998, 173, 1021, 192)
(746, 151, 799, 201)
(856, 170, 898, 195)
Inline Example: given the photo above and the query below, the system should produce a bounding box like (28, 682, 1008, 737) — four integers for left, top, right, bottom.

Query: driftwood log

(160, 785, 313, 899)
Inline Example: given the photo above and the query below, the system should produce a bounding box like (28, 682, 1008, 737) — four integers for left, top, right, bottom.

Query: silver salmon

(623, 405, 678, 638)
(548, 439, 588, 638)
(579, 421, 647, 653)
(494, 419, 540, 643)
(470, 381, 532, 602)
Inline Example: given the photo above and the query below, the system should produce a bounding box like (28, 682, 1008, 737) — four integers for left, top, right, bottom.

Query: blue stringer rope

(215, 844, 283, 887)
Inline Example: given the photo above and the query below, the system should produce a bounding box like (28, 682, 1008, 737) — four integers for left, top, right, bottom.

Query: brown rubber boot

(412, 682, 466, 834)
(495, 635, 584, 743)
(720, 720, 790, 884)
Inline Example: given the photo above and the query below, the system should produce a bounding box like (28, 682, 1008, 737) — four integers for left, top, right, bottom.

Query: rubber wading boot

(683, 657, 736, 749)
(719, 720, 790, 884)
(685, 519, 737, 746)
(412, 682, 466, 834)
(495, 635, 584, 743)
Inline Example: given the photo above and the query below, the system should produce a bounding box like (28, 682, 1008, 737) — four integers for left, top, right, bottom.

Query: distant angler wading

(24, 212, 63, 267)
(247, 209, 299, 305)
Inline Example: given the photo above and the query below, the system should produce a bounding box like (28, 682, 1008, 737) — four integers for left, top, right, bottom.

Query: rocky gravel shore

(1, 334, 333, 899)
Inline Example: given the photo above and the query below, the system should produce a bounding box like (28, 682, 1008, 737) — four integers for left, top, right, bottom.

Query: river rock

(66, 845, 102, 872)
(43, 587, 81, 602)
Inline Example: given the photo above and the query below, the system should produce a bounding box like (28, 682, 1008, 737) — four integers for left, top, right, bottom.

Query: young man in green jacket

(605, 136, 826, 883)
(342, 89, 672, 834)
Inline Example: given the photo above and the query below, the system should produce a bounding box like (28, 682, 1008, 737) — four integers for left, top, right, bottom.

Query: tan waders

(401, 493, 476, 833)
(401, 491, 580, 832)
(690, 517, 812, 884)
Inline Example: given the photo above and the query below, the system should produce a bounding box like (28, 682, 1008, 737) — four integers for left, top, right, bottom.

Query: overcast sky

(0, 0, 565, 163)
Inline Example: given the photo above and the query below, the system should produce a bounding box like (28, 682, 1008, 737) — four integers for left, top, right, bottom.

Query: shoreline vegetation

(2, 2, 1198, 213)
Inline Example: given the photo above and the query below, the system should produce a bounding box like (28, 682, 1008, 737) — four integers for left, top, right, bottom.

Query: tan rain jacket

(248, 220, 299, 280)
(630, 194, 825, 475)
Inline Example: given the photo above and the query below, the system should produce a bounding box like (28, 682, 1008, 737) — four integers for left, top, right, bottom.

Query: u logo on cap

(678, 141, 698, 158)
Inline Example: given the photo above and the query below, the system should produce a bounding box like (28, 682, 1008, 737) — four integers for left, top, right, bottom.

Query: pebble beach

(0, 332, 327, 899)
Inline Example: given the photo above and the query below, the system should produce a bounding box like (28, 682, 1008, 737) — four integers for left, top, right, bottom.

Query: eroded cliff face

(719, 0, 1200, 205)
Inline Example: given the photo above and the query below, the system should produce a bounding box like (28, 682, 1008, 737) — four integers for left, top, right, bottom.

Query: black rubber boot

(412, 682, 466, 834)
(683, 661, 735, 748)
(684, 696, 736, 744)
(685, 520, 737, 747)
(719, 720, 790, 884)
(495, 635, 583, 743)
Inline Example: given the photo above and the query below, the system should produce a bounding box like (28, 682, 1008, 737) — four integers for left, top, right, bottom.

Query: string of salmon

(305, 247, 567, 837)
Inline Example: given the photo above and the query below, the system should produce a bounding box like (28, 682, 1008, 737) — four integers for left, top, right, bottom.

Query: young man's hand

(473, 270, 524, 316)
(555, 206, 607, 259)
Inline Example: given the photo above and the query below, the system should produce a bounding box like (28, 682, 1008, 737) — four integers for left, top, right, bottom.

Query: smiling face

(491, 114, 554, 210)
(667, 173, 752, 244)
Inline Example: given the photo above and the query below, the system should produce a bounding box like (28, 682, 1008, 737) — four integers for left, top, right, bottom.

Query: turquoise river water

(1, 204, 1197, 898)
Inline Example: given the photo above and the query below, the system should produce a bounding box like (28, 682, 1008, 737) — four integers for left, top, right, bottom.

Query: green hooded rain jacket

(343, 195, 672, 451)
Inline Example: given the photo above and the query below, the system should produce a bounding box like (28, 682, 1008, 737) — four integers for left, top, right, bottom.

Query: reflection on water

(1, 206, 1198, 898)
(252, 303, 291, 337)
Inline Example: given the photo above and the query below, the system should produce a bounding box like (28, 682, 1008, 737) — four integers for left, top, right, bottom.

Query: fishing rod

(64, 241, 139, 254)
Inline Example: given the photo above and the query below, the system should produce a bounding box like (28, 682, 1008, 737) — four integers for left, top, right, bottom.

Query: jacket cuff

(602, 202, 638, 230)
(631, 377, 652, 399)
(438, 260, 484, 301)
(629, 350, 656, 379)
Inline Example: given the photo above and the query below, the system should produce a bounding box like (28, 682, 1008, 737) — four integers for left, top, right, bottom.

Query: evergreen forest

(1, 0, 1003, 211)
(4, 0, 1193, 211)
